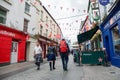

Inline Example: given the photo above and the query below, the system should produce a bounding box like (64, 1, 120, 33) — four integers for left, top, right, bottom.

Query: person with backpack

(47, 42, 57, 71)
(59, 39, 70, 71)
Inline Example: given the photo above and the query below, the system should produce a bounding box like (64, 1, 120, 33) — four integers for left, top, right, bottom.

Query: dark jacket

(47, 46, 56, 61)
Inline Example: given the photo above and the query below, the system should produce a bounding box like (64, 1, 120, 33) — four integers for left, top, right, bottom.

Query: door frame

(10, 41, 18, 63)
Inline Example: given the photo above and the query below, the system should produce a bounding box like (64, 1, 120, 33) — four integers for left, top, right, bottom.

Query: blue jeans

(34, 54, 42, 67)
(60, 53, 69, 70)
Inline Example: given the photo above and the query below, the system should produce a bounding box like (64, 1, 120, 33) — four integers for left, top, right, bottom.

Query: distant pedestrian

(59, 39, 70, 71)
(34, 42, 43, 70)
(103, 48, 110, 66)
(47, 42, 56, 71)
(77, 48, 82, 66)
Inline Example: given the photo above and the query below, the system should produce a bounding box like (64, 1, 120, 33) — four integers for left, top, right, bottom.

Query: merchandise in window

(112, 25, 120, 56)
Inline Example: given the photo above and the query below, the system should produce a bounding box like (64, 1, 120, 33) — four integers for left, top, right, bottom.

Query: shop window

(23, 19, 29, 32)
(25, 2, 30, 14)
(0, 8, 7, 24)
(112, 25, 120, 56)
(40, 11, 43, 21)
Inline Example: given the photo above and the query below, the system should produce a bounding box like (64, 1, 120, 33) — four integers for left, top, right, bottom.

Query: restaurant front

(0, 24, 27, 66)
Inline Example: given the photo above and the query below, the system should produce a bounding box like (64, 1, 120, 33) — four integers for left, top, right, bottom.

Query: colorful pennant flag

(90, 0, 96, 2)
(48, 5, 51, 7)
(48, 32, 52, 38)
(55, 34, 61, 39)
(60, 6, 63, 10)
(20, 0, 24, 3)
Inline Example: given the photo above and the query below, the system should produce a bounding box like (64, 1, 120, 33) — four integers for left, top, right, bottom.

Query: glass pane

(25, 2, 30, 13)
(14, 42, 17, 52)
(0, 17, 4, 23)
(112, 26, 120, 56)
(0, 9, 6, 15)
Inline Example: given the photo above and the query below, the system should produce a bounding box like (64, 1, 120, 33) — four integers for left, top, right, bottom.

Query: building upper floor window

(112, 25, 120, 56)
(50, 20, 52, 27)
(25, 2, 30, 13)
(0, 8, 7, 24)
(23, 19, 29, 32)
(46, 16, 48, 23)
(91, 2, 98, 9)
(46, 29, 48, 37)
(57, 28, 59, 34)
(54, 24, 55, 32)
(40, 11, 43, 21)
(40, 26, 43, 35)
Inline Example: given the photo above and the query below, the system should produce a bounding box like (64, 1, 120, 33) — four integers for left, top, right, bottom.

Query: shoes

(53, 67, 56, 70)
(65, 68, 68, 71)
(37, 67, 40, 70)
(63, 68, 68, 71)
(50, 68, 52, 71)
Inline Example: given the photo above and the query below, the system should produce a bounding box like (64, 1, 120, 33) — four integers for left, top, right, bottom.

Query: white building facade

(0, 0, 62, 64)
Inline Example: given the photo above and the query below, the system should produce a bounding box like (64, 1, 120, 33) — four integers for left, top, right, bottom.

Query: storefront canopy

(77, 26, 99, 44)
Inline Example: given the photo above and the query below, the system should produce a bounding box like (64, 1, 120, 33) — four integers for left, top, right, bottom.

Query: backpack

(60, 40, 68, 52)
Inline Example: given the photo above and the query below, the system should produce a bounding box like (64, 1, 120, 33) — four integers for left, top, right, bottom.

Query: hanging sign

(99, 0, 109, 6)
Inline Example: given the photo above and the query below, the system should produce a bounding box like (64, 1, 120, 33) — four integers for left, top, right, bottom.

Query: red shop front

(0, 24, 27, 66)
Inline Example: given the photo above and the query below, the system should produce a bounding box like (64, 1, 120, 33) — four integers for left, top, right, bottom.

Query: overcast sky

(40, 0, 89, 43)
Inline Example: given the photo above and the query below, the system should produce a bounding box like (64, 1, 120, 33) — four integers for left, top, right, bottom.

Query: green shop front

(77, 26, 105, 64)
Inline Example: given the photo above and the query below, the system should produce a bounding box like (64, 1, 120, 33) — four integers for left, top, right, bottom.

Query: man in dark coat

(59, 39, 70, 71)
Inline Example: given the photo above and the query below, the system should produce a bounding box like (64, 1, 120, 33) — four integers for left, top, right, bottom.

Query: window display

(112, 26, 120, 56)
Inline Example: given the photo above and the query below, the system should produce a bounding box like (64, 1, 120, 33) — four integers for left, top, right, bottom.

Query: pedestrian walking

(34, 42, 43, 70)
(46, 42, 56, 71)
(76, 48, 82, 66)
(59, 39, 70, 71)
(103, 48, 110, 67)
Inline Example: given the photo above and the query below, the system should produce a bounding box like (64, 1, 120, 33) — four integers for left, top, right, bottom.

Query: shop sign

(104, 10, 120, 29)
(0, 30, 15, 37)
(104, 22, 110, 29)
(83, 54, 92, 56)
(99, 0, 109, 6)
(112, 11, 120, 23)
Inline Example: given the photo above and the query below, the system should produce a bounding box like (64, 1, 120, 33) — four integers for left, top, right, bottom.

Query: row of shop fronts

(0, 24, 59, 66)
(78, 1, 120, 68)
(100, 0, 120, 68)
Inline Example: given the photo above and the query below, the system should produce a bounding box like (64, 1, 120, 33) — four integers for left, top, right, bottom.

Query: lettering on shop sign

(83, 54, 92, 56)
(112, 11, 120, 23)
(0, 30, 15, 37)
(104, 10, 120, 29)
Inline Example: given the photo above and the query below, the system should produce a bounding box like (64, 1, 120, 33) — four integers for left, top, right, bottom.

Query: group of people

(34, 39, 70, 71)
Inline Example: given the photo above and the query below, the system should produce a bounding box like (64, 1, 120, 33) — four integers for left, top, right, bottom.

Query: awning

(90, 30, 101, 42)
(77, 26, 99, 44)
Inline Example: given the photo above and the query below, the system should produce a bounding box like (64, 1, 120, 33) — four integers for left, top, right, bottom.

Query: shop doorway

(43, 44, 46, 58)
(25, 42, 30, 61)
(11, 41, 18, 63)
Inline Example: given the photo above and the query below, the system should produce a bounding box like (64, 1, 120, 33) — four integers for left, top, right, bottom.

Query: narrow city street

(1, 55, 120, 80)
(0, 0, 120, 80)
